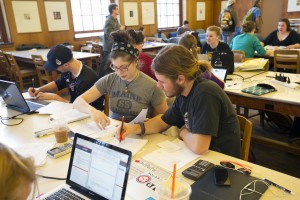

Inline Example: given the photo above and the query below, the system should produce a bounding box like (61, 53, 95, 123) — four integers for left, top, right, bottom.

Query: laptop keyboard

(45, 188, 84, 200)
(26, 101, 43, 111)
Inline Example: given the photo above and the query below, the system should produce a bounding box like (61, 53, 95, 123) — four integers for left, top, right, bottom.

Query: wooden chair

(91, 43, 103, 73)
(5, 52, 37, 92)
(238, 115, 253, 161)
(145, 37, 162, 43)
(232, 50, 245, 63)
(31, 55, 58, 86)
(274, 50, 300, 74)
(104, 95, 110, 116)
(0, 50, 13, 80)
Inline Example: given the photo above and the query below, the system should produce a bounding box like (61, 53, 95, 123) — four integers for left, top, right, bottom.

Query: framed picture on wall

(287, 0, 300, 12)
(196, 2, 206, 21)
(12, 1, 42, 33)
(141, 2, 155, 25)
(123, 2, 139, 26)
(44, 1, 69, 31)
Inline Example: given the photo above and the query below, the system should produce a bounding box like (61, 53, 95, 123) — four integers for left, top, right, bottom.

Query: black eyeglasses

(110, 60, 134, 72)
(220, 160, 252, 175)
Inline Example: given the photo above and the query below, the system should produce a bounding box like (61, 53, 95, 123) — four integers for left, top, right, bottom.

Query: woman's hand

(28, 87, 40, 97)
(89, 108, 110, 130)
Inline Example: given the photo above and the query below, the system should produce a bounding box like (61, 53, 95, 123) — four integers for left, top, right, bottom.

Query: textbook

(235, 58, 268, 71)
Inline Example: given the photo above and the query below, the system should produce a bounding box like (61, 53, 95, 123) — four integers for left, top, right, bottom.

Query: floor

(247, 111, 300, 179)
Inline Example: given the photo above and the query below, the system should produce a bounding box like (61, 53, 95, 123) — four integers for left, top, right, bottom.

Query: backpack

(220, 11, 234, 31)
(242, 7, 256, 24)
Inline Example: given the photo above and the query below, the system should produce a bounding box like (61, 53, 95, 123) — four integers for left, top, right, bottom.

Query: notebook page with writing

(105, 137, 148, 156)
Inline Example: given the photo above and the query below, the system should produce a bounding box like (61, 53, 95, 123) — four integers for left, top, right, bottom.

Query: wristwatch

(137, 122, 145, 137)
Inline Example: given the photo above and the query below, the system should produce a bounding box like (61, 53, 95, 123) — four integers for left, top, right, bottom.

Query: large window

(70, 0, 113, 38)
(157, 0, 181, 29)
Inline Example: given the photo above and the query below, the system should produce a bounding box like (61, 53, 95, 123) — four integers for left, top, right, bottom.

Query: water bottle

(214, 55, 222, 67)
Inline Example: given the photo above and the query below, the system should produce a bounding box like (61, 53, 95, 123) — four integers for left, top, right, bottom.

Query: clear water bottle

(214, 56, 222, 67)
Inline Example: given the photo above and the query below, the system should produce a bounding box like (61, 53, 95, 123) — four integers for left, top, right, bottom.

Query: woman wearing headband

(74, 31, 167, 129)
(0, 143, 37, 200)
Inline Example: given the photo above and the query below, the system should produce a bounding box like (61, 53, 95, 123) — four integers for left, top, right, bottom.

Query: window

(0, 0, 11, 43)
(157, 0, 182, 29)
(70, 0, 113, 38)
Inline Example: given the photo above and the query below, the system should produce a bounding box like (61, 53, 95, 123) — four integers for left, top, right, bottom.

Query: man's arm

(179, 128, 211, 155)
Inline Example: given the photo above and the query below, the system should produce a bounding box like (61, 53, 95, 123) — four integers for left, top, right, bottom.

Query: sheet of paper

(129, 108, 148, 124)
(105, 137, 148, 156)
(225, 81, 242, 90)
(51, 109, 90, 123)
(143, 139, 200, 172)
(14, 142, 55, 167)
(157, 140, 181, 152)
(37, 101, 73, 115)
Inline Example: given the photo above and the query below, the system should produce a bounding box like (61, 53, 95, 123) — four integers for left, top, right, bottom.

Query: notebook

(241, 85, 276, 96)
(42, 133, 132, 200)
(0, 80, 47, 113)
(190, 167, 269, 200)
(212, 67, 228, 82)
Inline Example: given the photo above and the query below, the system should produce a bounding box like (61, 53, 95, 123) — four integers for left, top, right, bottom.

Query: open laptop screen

(212, 67, 228, 82)
(67, 133, 132, 200)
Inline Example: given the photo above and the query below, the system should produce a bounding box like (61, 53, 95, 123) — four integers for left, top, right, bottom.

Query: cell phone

(214, 167, 231, 186)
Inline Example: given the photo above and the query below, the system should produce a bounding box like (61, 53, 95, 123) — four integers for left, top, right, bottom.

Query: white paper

(129, 108, 148, 124)
(143, 139, 200, 172)
(105, 137, 148, 156)
(14, 142, 55, 167)
(51, 109, 89, 123)
(157, 140, 182, 152)
(37, 101, 73, 115)
(225, 81, 242, 90)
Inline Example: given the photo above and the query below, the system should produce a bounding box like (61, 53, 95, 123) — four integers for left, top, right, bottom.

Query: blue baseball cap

(44, 44, 73, 72)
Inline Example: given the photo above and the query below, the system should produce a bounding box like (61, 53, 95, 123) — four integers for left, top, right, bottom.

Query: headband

(112, 42, 140, 58)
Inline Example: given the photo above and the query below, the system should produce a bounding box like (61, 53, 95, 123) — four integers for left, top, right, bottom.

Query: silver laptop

(212, 67, 228, 82)
(0, 80, 47, 113)
(42, 133, 132, 200)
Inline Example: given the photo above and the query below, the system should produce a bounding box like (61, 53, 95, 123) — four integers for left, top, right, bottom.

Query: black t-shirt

(263, 30, 300, 46)
(162, 79, 241, 158)
(55, 64, 103, 110)
(201, 41, 231, 54)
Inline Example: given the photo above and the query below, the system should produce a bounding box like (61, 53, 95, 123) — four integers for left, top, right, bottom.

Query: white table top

(225, 71, 300, 106)
(0, 102, 299, 199)
(142, 42, 169, 50)
(9, 49, 99, 61)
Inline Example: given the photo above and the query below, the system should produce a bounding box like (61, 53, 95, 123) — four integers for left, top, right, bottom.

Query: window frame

(157, 0, 183, 31)
(0, 0, 11, 43)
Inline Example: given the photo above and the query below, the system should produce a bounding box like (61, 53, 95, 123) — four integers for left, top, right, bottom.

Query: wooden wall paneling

(282, 0, 300, 19)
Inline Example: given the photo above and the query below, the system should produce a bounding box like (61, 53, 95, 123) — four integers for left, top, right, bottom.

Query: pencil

(32, 78, 35, 92)
(171, 163, 177, 198)
(119, 116, 124, 143)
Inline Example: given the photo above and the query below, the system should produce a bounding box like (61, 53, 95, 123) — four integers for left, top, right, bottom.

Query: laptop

(42, 133, 132, 200)
(212, 67, 228, 82)
(0, 80, 47, 113)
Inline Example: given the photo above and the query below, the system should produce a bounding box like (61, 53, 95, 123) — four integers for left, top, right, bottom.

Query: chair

(169, 37, 181, 44)
(104, 95, 110, 116)
(0, 50, 13, 80)
(274, 50, 300, 74)
(91, 43, 103, 73)
(5, 52, 37, 92)
(81, 45, 93, 53)
(31, 55, 58, 86)
(145, 37, 162, 43)
(232, 50, 245, 63)
(238, 115, 253, 161)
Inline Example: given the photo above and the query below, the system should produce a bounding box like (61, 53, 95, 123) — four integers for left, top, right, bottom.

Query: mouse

(257, 83, 275, 90)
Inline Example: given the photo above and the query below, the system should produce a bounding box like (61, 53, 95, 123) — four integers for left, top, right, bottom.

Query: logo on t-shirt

(184, 112, 189, 129)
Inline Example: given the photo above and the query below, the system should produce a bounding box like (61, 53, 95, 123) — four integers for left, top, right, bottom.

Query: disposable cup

(156, 178, 191, 200)
(50, 118, 68, 143)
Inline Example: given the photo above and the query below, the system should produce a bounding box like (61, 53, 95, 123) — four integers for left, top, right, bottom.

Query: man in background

(99, 3, 125, 78)
(177, 20, 191, 36)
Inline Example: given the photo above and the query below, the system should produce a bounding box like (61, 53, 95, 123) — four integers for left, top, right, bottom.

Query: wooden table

(10, 49, 100, 68)
(226, 71, 300, 154)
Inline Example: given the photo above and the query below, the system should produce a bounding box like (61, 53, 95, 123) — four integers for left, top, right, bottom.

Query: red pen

(119, 116, 124, 143)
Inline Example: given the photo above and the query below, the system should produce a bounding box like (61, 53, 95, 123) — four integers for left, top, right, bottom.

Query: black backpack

(211, 51, 234, 74)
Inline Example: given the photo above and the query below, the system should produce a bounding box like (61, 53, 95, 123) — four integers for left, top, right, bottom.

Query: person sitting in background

(28, 44, 104, 110)
(73, 31, 168, 128)
(230, 21, 267, 58)
(179, 34, 225, 89)
(262, 18, 300, 49)
(0, 143, 36, 200)
(127, 29, 157, 80)
(201, 25, 231, 54)
(177, 20, 191, 36)
(116, 45, 241, 157)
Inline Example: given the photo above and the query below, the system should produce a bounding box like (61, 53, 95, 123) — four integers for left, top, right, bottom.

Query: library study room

(1, 0, 300, 199)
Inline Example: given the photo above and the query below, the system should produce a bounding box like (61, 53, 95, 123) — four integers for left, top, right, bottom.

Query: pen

(263, 178, 295, 195)
(119, 116, 124, 143)
(34, 128, 54, 137)
(32, 78, 35, 93)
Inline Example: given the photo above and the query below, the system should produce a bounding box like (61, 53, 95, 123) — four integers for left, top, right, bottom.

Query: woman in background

(0, 143, 36, 200)
(127, 29, 157, 80)
(262, 18, 300, 49)
(74, 31, 167, 128)
(179, 34, 225, 89)
(230, 21, 267, 58)
(201, 25, 231, 54)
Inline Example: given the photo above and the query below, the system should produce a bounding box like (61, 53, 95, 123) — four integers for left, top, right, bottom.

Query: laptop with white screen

(41, 133, 132, 200)
(212, 67, 228, 82)
(0, 80, 48, 113)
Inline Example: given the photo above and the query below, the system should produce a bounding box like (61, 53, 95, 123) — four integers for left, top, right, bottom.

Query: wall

(282, 0, 300, 18)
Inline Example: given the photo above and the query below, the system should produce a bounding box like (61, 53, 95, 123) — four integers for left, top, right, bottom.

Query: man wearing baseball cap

(28, 44, 103, 110)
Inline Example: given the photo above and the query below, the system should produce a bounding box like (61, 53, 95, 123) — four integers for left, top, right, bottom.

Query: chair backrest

(232, 50, 245, 63)
(81, 45, 93, 53)
(31, 55, 54, 86)
(5, 52, 21, 76)
(238, 115, 253, 161)
(145, 37, 162, 43)
(169, 37, 181, 44)
(274, 50, 300, 74)
(0, 50, 13, 80)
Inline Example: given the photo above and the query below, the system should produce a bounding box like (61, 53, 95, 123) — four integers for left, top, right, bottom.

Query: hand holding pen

(119, 116, 125, 143)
